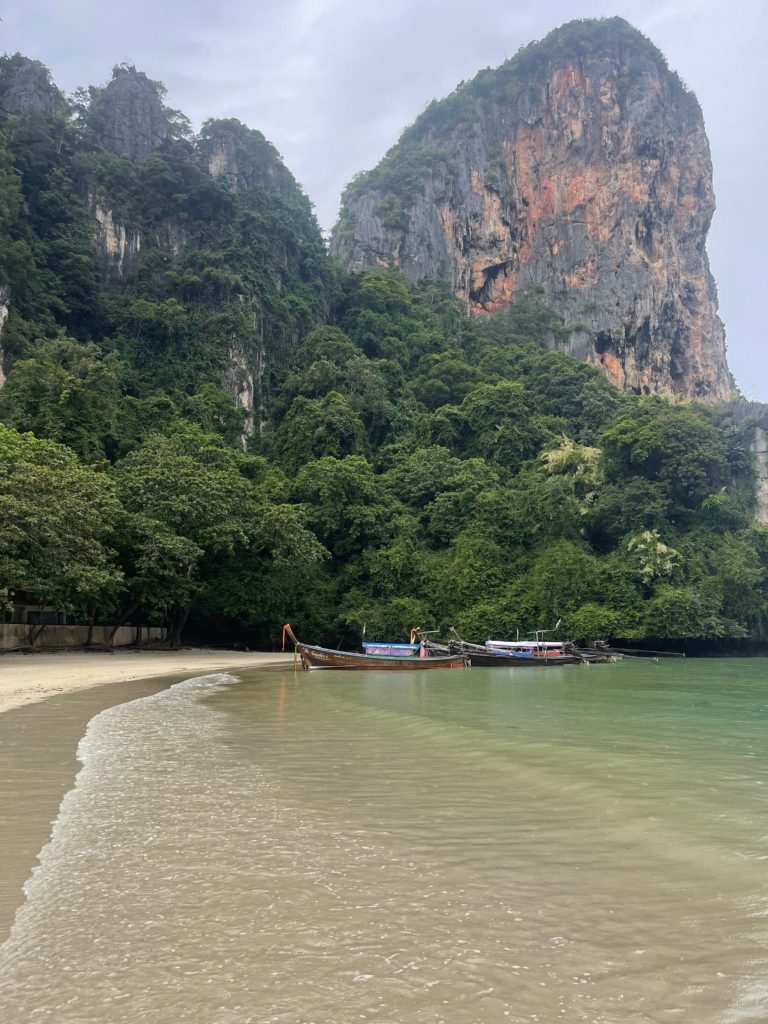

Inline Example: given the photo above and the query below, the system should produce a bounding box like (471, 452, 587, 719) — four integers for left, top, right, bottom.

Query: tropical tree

(0, 335, 123, 462)
(112, 427, 325, 645)
(0, 425, 122, 628)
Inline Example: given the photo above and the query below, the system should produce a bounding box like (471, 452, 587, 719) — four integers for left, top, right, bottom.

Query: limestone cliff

(720, 401, 768, 525)
(0, 55, 67, 117)
(198, 119, 299, 195)
(90, 200, 142, 284)
(332, 18, 731, 401)
(89, 66, 171, 164)
(80, 96, 328, 438)
(196, 119, 324, 433)
(0, 284, 10, 388)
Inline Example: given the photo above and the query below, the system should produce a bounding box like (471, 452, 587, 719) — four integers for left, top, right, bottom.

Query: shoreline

(0, 648, 294, 714)
(0, 653, 294, 944)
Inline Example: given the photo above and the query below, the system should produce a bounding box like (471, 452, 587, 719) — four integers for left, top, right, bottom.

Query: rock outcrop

(0, 284, 10, 387)
(91, 201, 142, 284)
(90, 66, 170, 164)
(223, 344, 259, 443)
(754, 428, 768, 526)
(198, 119, 300, 195)
(720, 400, 768, 525)
(332, 18, 732, 401)
(0, 55, 67, 117)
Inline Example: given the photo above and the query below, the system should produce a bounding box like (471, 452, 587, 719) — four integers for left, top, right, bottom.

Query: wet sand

(0, 648, 292, 712)
(0, 652, 291, 944)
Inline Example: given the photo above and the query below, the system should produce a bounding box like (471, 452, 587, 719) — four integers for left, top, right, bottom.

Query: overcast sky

(3, 0, 765, 399)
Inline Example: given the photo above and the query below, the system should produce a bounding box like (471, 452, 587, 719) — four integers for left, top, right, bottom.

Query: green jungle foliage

(0, 59, 333, 438)
(0, 57, 766, 648)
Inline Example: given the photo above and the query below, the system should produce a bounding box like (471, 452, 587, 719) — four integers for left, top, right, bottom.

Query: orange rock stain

(596, 350, 626, 389)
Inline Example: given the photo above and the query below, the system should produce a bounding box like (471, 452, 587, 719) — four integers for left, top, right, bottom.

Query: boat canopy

(486, 640, 564, 650)
(362, 642, 419, 655)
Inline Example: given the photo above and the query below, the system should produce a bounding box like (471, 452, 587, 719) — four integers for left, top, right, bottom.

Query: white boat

(485, 630, 569, 660)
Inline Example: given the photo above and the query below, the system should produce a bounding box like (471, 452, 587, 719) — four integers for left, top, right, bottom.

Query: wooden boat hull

(571, 648, 621, 663)
(297, 645, 468, 671)
(451, 647, 582, 667)
(282, 627, 468, 671)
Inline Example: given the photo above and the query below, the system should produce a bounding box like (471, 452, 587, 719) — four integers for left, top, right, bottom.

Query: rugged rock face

(90, 66, 170, 164)
(0, 284, 10, 387)
(205, 126, 240, 191)
(198, 119, 300, 195)
(0, 56, 67, 117)
(89, 199, 191, 283)
(332, 18, 732, 401)
(753, 428, 768, 526)
(0, 56, 330, 447)
(196, 119, 323, 434)
(91, 201, 142, 284)
(81, 109, 323, 439)
(721, 400, 768, 524)
(223, 344, 259, 443)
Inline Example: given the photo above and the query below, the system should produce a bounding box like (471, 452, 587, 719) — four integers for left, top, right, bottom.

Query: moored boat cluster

(281, 624, 673, 671)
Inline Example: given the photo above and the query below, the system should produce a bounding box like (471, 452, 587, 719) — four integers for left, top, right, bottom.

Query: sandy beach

(0, 648, 294, 714)
(0, 651, 295, 944)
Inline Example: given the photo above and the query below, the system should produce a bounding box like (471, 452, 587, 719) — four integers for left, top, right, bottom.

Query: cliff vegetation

(0, 48, 766, 648)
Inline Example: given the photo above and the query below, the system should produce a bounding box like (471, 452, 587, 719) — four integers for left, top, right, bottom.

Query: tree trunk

(108, 601, 140, 645)
(27, 623, 46, 647)
(165, 597, 196, 650)
(85, 607, 97, 647)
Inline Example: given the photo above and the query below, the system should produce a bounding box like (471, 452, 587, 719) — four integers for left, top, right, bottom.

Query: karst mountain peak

(331, 17, 732, 402)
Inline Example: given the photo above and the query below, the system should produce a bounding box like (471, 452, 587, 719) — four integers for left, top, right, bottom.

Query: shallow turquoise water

(1, 659, 767, 1022)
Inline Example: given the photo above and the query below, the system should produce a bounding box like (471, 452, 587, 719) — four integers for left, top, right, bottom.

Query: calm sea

(1, 659, 767, 1023)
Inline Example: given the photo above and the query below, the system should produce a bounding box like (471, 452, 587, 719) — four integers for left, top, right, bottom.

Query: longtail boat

(449, 629, 583, 667)
(282, 624, 469, 671)
(485, 638, 570, 658)
(452, 629, 621, 665)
